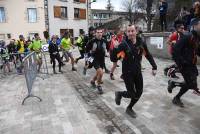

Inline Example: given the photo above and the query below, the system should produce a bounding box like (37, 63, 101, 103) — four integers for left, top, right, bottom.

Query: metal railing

(22, 51, 49, 105)
(22, 52, 42, 105)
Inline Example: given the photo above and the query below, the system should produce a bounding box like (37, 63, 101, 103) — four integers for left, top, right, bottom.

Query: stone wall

(143, 32, 200, 64)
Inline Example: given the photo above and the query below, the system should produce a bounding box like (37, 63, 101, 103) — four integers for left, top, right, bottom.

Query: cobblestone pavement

(0, 68, 117, 134)
(0, 49, 200, 134)
(72, 49, 200, 134)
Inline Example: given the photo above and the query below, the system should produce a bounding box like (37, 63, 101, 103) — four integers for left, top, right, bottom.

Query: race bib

(87, 57, 94, 63)
(21, 54, 24, 58)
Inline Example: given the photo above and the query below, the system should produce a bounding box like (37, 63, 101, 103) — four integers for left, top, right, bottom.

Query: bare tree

(106, 0, 114, 11)
(121, 0, 137, 24)
(135, 0, 156, 31)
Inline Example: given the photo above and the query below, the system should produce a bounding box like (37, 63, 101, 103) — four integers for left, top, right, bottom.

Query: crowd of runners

(1, 1, 200, 119)
(0, 33, 43, 74)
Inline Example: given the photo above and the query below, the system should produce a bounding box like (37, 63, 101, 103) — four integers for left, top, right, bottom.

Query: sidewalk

(0, 72, 115, 134)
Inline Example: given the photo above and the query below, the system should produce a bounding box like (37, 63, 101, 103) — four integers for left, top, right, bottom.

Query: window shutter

(79, 0, 86, 3)
(79, 9, 86, 19)
(54, 6, 61, 18)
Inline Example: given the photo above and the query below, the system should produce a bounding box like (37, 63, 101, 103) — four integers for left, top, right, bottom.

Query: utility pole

(87, 0, 96, 28)
(44, 0, 49, 32)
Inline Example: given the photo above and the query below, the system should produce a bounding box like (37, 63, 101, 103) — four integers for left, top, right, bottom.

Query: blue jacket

(159, 2, 168, 15)
(48, 38, 61, 46)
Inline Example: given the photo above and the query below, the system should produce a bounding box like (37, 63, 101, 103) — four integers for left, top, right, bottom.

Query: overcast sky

(91, 0, 123, 11)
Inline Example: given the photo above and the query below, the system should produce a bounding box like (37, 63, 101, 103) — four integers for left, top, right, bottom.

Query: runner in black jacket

(114, 25, 157, 118)
(87, 28, 108, 94)
(49, 35, 62, 74)
(83, 26, 96, 75)
(169, 18, 200, 107)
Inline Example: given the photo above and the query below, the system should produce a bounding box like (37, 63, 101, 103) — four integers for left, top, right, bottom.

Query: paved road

(0, 49, 200, 134)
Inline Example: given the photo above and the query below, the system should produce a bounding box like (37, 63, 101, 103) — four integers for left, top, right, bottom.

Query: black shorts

(181, 67, 198, 89)
(110, 50, 118, 62)
(93, 60, 104, 70)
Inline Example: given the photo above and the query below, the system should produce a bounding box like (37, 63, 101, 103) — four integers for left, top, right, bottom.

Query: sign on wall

(150, 37, 163, 49)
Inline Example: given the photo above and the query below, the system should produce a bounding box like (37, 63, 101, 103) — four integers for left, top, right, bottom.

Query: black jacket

(7, 43, 17, 54)
(114, 36, 157, 74)
(159, 2, 168, 15)
(173, 31, 200, 71)
(48, 41, 59, 56)
(86, 38, 109, 61)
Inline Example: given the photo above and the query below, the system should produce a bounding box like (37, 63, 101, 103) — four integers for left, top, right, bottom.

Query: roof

(91, 9, 149, 16)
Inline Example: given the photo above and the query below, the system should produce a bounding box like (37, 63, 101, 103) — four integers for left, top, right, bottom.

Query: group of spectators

(159, 0, 200, 31)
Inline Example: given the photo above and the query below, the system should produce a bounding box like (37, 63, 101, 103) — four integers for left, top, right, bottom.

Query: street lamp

(87, 0, 97, 27)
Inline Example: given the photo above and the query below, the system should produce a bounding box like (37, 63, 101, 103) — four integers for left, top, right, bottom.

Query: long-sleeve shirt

(7, 43, 17, 54)
(48, 42, 59, 55)
(159, 2, 168, 15)
(87, 38, 109, 61)
(173, 32, 200, 67)
(114, 36, 157, 74)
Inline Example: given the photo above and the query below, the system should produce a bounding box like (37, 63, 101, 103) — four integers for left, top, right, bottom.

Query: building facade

(48, 0, 88, 38)
(91, 9, 112, 27)
(0, 0, 46, 40)
(91, 9, 147, 31)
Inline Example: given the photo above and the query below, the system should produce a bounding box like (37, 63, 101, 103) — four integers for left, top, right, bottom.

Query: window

(61, 7, 67, 18)
(74, 8, 86, 19)
(0, 7, 6, 23)
(99, 14, 102, 19)
(94, 23, 98, 27)
(60, 29, 67, 37)
(74, 8, 79, 19)
(27, 8, 37, 23)
(54, 6, 68, 19)
(0, 34, 5, 40)
(103, 14, 107, 19)
(93, 14, 97, 19)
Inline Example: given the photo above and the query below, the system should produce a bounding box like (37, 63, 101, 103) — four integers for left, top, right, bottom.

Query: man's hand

(114, 40, 119, 48)
(152, 69, 157, 76)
